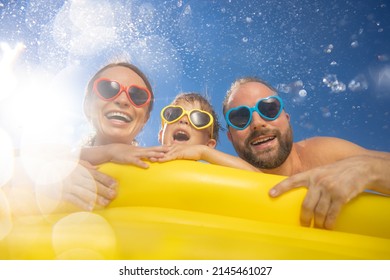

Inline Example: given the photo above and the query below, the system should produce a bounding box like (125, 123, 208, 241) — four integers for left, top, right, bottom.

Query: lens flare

(52, 0, 117, 56)
(0, 42, 25, 102)
(0, 128, 14, 187)
(0, 189, 13, 240)
(52, 212, 117, 259)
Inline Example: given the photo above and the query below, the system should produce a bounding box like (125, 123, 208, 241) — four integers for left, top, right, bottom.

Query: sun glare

(0, 42, 25, 102)
(0, 128, 14, 188)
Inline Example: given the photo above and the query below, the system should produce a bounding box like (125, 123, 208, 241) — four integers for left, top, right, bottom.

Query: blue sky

(0, 0, 389, 156)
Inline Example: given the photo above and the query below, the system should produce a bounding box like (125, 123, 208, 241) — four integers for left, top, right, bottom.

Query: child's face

(159, 101, 216, 147)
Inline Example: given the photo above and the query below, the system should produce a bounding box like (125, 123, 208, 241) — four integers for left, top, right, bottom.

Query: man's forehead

(228, 82, 275, 104)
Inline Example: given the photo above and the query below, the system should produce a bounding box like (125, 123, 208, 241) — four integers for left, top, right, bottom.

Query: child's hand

(157, 144, 205, 162)
(107, 144, 170, 168)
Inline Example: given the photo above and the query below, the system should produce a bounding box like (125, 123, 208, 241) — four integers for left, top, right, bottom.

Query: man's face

(225, 82, 293, 169)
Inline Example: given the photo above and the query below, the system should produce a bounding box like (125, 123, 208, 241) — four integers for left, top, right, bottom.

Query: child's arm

(158, 144, 259, 171)
(80, 143, 169, 168)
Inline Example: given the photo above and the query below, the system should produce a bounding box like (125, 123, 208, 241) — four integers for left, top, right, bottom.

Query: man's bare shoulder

(296, 136, 366, 150)
(295, 136, 336, 150)
(295, 136, 369, 165)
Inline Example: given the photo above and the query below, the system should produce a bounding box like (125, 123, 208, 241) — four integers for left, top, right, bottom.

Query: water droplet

(322, 74, 346, 93)
(351, 41, 359, 48)
(298, 89, 307, 97)
(245, 17, 253, 23)
(324, 44, 334, 53)
(377, 54, 389, 61)
(348, 75, 368, 92)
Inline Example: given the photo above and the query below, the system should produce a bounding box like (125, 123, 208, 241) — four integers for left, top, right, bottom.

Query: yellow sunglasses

(160, 105, 214, 138)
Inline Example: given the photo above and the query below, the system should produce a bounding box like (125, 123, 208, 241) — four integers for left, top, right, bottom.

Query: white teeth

(106, 111, 132, 122)
(252, 136, 274, 145)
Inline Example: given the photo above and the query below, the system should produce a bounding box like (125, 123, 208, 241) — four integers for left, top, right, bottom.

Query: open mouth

(173, 130, 190, 141)
(250, 136, 276, 146)
(106, 111, 132, 123)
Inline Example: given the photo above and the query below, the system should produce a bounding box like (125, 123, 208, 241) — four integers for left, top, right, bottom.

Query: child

(158, 92, 257, 171)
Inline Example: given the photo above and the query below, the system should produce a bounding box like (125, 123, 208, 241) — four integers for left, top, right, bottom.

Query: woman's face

(85, 66, 151, 145)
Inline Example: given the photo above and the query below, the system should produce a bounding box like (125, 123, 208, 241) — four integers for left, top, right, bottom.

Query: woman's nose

(114, 91, 130, 107)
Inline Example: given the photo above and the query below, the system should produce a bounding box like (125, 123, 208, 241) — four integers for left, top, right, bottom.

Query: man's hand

(268, 156, 385, 229)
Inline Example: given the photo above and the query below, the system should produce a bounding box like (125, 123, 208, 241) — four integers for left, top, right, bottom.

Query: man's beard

(234, 125, 293, 170)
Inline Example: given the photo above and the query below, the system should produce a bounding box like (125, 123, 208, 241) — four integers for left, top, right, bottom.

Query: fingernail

(98, 197, 110, 206)
(269, 188, 277, 197)
(88, 203, 95, 211)
(108, 190, 117, 198)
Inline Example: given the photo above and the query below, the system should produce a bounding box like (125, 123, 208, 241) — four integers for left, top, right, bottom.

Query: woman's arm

(80, 143, 169, 168)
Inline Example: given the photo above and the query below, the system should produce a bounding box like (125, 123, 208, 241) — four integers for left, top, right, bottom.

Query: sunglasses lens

(128, 87, 150, 106)
(258, 98, 281, 119)
(163, 107, 183, 122)
(190, 111, 211, 128)
(96, 80, 120, 99)
(228, 107, 251, 129)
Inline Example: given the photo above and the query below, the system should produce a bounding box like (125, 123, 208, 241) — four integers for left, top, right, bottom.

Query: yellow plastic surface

(102, 161, 390, 239)
(1, 160, 389, 260)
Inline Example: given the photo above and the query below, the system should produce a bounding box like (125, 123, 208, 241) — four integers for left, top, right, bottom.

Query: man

(223, 77, 390, 229)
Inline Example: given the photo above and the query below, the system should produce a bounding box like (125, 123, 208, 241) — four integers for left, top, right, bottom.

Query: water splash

(52, 0, 117, 56)
(351, 41, 359, 48)
(324, 44, 334, 54)
(322, 74, 346, 93)
(348, 74, 368, 92)
(278, 80, 305, 95)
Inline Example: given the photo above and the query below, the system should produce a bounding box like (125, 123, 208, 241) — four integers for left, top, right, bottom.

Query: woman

(74, 62, 168, 209)
(4, 62, 167, 214)
(80, 62, 167, 168)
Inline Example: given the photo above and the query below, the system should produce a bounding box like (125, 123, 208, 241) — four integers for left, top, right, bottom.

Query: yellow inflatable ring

(101, 160, 390, 239)
(1, 160, 389, 260)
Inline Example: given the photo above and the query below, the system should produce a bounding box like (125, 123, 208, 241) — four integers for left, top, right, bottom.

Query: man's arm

(270, 137, 390, 229)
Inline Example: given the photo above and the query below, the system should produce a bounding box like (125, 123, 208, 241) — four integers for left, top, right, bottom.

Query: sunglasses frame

(161, 105, 214, 138)
(92, 77, 152, 108)
(225, 95, 284, 130)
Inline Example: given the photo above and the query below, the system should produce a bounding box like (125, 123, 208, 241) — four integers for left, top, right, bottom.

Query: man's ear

(285, 112, 290, 121)
(206, 138, 217, 148)
(227, 130, 232, 142)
